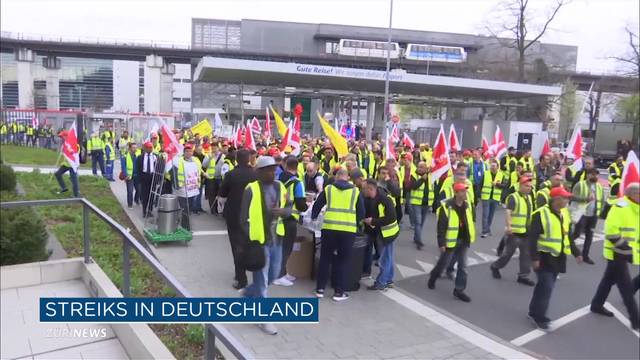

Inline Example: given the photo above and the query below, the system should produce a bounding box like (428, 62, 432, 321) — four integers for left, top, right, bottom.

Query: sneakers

(481, 233, 488, 238)
(315, 289, 325, 298)
(590, 306, 614, 317)
(385, 281, 394, 288)
(528, 314, 550, 330)
(258, 323, 278, 335)
(491, 267, 502, 279)
(361, 272, 372, 279)
(332, 293, 350, 302)
(453, 290, 471, 303)
(284, 274, 296, 282)
(56, 189, 69, 194)
(517, 277, 536, 286)
(273, 276, 294, 287)
(232, 280, 246, 290)
(367, 283, 387, 291)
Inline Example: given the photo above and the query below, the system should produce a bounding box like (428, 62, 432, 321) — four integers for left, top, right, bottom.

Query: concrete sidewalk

(106, 167, 536, 360)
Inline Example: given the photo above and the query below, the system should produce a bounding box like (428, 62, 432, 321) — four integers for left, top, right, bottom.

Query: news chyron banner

(41, 298, 319, 323)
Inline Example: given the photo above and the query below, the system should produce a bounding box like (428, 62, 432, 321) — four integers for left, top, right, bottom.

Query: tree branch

(522, 0, 567, 52)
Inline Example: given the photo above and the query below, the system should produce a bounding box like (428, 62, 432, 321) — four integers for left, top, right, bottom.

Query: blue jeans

(528, 270, 558, 322)
(105, 160, 114, 179)
(430, 245, 468, 290)
(54, 166, 79, 197)
(375, 241, 395, 286)
(410, 204, 429, 245)
(126, 179, 135, 207)
(243, 241, 283, 298)
(481, 199, 498, 234)
(193, 184, 204, 212)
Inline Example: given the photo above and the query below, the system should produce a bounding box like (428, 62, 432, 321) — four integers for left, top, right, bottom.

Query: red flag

(448, 123, 461, 152)
(390, 124, 400, 143)
(541, 138, 552, 157)
(160, 122, 183, 173)
(490, 126, 507, 158)
(385, 128, 397, 160)
(233, 125, 243, 148)
(620, 150, 640, 197)
(62, 121, 80, 171)
(290, 117, 301, 155)
(402, 132, 415, 150)
(431, 124, 452, 182)
(566, 125, 584, 172)
(250, 117, 261, 132)
(481, 136, 490, 155)
(280, 124, 291, 152)
(264, 109, 272, 142)
(245, 120, 256, 150)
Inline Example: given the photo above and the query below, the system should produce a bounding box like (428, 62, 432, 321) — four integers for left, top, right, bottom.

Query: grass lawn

(1, 171, 204, 359)
(0, 144, 90, 167)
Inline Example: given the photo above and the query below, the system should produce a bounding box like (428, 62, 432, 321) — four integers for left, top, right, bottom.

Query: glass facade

(1, 52, 113, 110)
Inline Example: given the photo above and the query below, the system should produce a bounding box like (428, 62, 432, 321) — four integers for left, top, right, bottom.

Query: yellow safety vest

(125, 153, 135, 177)
(507, 192, 532, 234)
(246, 181, 286, 244)
(379, 195, 400, 240)
(399, 164, 417, 204)
(284, 177, 305, 221)
(535, 205, 571, 257)
(88, 136, 104, 152)
(153, 142, 161, 154)
(440, 177, 475, 206)
(26, 127, 34, 136)
(223, 158, 235, 178)
(608, 162, 623, 185)
(574, 180, 604, 215)
(537, 187, 551, 207)
(603, 197, 639, 264)
(322, 184, 359, 233)
(438, 200, 476, 248)
(409, 174, 434, 206)
(608, 179, 621, 203)
(205, 155, 217, 178)
(481, 171, 503, 201)
(177, 157, 202, 188)
(104, 143, 116, 161)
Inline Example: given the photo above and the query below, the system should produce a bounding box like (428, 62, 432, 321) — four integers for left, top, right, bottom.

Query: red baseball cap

(143, 141, 153, 149)
(402, 153, 413, 162)
(550, 187, 572, 198)
(453, 182, 468, 192)
(202, 143, 211, 149)
(184, 143, 193, 150)
(258, 148, 266, 155)
(463, 150, 471, 156)
(519, 176, 532, 184)
(58, 130, 68, 138)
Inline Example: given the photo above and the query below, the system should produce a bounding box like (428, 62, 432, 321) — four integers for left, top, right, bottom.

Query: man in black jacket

(218, 149, 258, 289)
(362, 179, 399, 290)
(135, 142, 158, 218)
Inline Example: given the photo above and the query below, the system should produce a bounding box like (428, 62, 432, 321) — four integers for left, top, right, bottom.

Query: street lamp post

(383, 0, 394, 127)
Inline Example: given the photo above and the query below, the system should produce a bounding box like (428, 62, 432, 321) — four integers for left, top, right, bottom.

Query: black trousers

(139, 174, 153, 216)
(571, 215, 598, 259)
(316, 230, 355, 295)
(279, 219, 298, 278)
(226, 220, 247, 286)
(591, 258, 639, 327)
(205, 178, 218, 213)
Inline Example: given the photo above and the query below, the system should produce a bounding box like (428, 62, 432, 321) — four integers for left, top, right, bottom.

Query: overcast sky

(1, 0, 638, 73)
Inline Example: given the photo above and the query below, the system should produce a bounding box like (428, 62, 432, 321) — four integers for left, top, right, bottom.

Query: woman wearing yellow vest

(239, 156, 291, 335)
(362, 179, 399, 290)
(428, 182, 475, 303)
(528, 187, 583, 330)
(590, 183, 639, 330)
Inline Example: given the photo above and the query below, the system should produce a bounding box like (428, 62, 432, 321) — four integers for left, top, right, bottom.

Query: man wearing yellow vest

(173, 143, 204, 229)
(490, 177, 535, 286)
(274, 156, 308, 287)
(104, 140, 116, 182)
(121, 143, 139, 209)
(607, 156, 624, 187)
(481, 159, 505, 237)
(239, 156, 291, 335)
(428, 182, 475, 302)
(535, 173, 563, 208)
(362, 179, 399, 290)
(527, 187, 582, 330)
(569, 168, 604, 264)
(590, 183, 639, 330)
(87, 131, 106, 177)
(311, 168, 365, 301)
(408, 161, 433, 250)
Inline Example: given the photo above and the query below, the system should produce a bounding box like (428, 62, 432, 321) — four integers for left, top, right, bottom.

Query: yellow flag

(317, 111, 348, 158)
(269, 105, 288, 137)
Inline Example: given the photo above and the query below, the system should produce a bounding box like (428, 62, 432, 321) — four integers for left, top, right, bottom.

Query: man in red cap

(428, 182, 475, 303)
(527, 186, 582, 330)
(54, 130, 80, 197)
(172, 143, 205, 229)
(490, 176, 535, 286)
(135, 141, 158, 218)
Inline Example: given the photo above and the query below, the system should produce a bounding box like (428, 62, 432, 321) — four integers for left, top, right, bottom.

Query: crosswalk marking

(192, 230, 228, 236)
(511, 305, 591, 346)
(416, 259, 434, 273)
(395, 263, 425, 278)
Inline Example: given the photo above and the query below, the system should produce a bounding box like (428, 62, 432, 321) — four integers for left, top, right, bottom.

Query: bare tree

(609, 26, 640, 77)
(485, 0, 569, 82)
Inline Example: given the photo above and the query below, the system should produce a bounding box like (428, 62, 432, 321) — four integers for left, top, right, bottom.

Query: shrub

(0, 164, 16, 192)
(0, 207, 49, 265)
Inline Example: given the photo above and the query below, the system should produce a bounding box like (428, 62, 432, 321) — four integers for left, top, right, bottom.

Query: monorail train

(336, 39, 467, 63)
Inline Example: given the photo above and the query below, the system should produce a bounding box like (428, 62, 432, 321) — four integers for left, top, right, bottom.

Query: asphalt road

(389, 203, 640, 360)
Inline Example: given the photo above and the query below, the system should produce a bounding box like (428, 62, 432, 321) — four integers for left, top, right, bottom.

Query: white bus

(337, 39, 401, 59)
(404, 44, 467, 63)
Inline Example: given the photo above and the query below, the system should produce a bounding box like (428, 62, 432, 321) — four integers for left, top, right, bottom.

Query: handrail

(0, 198, 252, 360)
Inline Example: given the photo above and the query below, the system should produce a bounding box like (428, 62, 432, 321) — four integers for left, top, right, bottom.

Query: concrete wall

(172, 64, 192, 113)
(112, 60, 139, 112)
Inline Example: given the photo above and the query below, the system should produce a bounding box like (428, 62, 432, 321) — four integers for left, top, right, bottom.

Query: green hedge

(0, 164, 16, 192)
(0, 204, 49, 266)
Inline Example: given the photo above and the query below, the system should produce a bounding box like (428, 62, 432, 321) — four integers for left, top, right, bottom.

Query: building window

(173, 97, 181, 102)
(182, 98, 191, 102)
(182, 78, 191, 83)
(325, 41, 339, 54)
(173, 78, 181, 83)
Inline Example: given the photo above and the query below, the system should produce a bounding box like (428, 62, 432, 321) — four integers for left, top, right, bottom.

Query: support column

(16, 48, 34, 109)
(43, 56, 61, 110)
(144, 55, 175, 113)
(366, 98, 375, 141)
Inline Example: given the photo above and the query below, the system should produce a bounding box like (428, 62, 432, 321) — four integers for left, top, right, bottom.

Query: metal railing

(0, 198, 252, 360)
(1, 31, 192, 50)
